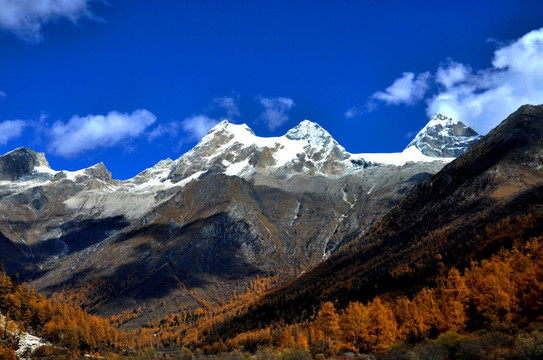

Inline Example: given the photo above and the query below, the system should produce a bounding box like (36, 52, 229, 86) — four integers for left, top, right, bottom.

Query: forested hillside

(142, 105, 543, 357)
(0, 269, 117, 359)
(1, 233, 541, 359)
(1, 106, 542, 359)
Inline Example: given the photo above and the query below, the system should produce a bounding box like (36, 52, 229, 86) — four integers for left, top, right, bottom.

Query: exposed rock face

(0, 147, 49, 181)
(0, 112, 481, 324)
(167, 119, 359, 182)
(407, 113, 480, 157)
(221, 105, 543, 337)
(82, 163, 113, 183)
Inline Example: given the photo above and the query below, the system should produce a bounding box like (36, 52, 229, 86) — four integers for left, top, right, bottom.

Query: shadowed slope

(203, 104, 543, 343)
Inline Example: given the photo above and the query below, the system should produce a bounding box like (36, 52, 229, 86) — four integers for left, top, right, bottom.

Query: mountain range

(1, 111, 481, 324)
(209, 104, 543, 343)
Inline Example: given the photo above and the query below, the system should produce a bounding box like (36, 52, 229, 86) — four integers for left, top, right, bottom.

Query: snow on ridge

(405, 112, 480, 158)
(183, 119, 311, 171)
(33, 166, 57, 176)
(427, 113, 457, 127)
(171, 118, 458, 179)
(177, 170, 206, 187)
(353, 146, 453, 167)
(224, 159, 254, 177)
(411, 113, 458, 140)
(3, 116, 463, 191)
(198, 120, 255, 148)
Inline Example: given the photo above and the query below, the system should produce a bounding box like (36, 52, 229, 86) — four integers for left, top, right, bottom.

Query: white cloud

(258, 96, 294, 130)
(0, 0, 99, 42)
(435, 61, 471, 88)
(181, 115, 219, 141)
(148, 121, 180, 141)
(49, 109, 157, 157)
(372, 72, 431, 105)
(214, 96, 240, 118)
(148, 96, 238, 143)
(0, 120, 26, 145)
(427, 27, 543, 134)
(344, 107, 363, 119)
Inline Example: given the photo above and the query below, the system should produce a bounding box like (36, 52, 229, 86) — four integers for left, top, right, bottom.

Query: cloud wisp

(0, 91, 6, 98)
(360, 27, 543, 134)
(371, 72, 431, 106)
(427, 27, 543, 133)
(214, 96, 240, 118)
(0, 0, 100, 42)
(435, 61, 471, 89)
(180, 115, 220, 141)
(257, 96, 295, 130)
(49, 109, 157, 157)
(149, 96, 240, 144)
(344, 107, 364, 119)
(0, 120, 26, 145)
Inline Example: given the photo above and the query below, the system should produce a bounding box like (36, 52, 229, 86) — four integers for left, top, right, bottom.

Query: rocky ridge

(0, 114, 480, 323)
(407, 113, 481, 157)
(194, 105, 543, 343)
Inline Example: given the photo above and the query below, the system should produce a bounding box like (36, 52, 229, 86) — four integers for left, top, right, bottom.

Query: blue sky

(1, 0, 543, 179)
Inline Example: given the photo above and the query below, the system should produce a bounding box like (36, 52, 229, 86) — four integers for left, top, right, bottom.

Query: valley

(0, 106, 542, 359)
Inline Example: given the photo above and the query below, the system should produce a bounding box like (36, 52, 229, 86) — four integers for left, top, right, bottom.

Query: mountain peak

(285, 120, 339, 150)
(407, 113, 480, 158)
(83, 162, 113, 183)
(207, 120, 255, 137)
(285, 120, 326, 139)
(0, 148, 50, 181)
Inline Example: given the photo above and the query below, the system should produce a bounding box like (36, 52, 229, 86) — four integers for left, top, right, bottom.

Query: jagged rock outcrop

(0, 147, 49, 181)
(407, 113, 480, 157)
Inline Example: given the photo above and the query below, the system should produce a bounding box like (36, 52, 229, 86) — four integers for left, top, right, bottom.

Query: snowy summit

(407, 113, 480, 157)
(0, 114, 480, 199)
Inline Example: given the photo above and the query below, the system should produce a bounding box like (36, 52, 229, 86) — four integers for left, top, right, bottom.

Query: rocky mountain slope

(407, 113, 480, 157)
(0, 114, 479, 323)
(212, 104, 543, 340)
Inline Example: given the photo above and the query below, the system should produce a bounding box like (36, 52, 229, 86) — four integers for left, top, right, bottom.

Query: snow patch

(0, 313, 49, 358)
(354, 146, 453, 167)
(342, 187, 355, 207)
(177, 170, 206, 187)
(16, 333, 49, 357)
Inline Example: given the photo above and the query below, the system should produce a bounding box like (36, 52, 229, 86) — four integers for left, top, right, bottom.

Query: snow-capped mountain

(0, 113, 482, 324)
(167, 119, 355, 182)
(407, 113, 480, 157)
(5, 114, 478, 195)
(166, 116, 471, 185)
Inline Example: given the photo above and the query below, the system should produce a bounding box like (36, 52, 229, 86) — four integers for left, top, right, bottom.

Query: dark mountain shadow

(31, 215, 130, 259)
(0, 231, 31, 275)
(198, 105, 543, 343)
(404, 172, 434, 184)
(42, 212, 265, 315)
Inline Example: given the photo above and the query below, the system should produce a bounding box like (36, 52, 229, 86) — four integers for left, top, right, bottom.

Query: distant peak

(9, 147, 50, 168)
(433, 113, 453, 119)
(206, 119, 231, 133)
(207, 120, 255, 136)
(217, 119, 230, 127)
(289, 119, 324, 129)
(89, 162, 108, 170)
(426, 113, 458, 127)
(83, 162, 112, 183)
(299, 119, 321, 127)
(407, 113, 480, 158)
(0, 147, 50, 180)
(285, 120, 329, 140)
